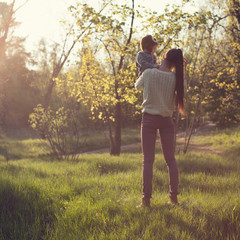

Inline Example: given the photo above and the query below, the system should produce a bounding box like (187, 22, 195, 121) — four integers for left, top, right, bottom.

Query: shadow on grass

(180, 201, 240, 240)
(1, 164, 25, 176)
(150, 202, 240, 240)
(1, 163, 52, 180)
(151, 203, 206, 240)
(0, 178, 56, 240)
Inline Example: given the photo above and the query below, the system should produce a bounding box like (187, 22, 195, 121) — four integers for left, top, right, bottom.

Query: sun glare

(6, 0, 73, 47)
(2, 0, 197, 51)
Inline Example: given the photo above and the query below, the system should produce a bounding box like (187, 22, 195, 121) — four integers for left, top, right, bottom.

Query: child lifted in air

(136, 35, 159, 76)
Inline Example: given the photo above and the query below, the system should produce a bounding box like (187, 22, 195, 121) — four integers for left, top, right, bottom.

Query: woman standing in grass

(135, 49, 185, 207)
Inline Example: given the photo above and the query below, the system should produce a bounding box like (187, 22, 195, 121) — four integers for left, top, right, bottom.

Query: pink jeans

(141, 112, 179, 198)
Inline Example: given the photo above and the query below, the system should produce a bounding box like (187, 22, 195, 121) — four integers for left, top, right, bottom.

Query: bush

(29, 105, 84, 159)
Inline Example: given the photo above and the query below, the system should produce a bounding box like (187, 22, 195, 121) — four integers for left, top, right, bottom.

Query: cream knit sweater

(135, 68, 176, 117)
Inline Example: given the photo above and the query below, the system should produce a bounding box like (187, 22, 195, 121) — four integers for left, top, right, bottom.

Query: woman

(135, 49, 185, 207)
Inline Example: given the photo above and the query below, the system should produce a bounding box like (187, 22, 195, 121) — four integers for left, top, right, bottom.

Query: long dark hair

(166, 49, 184, 114)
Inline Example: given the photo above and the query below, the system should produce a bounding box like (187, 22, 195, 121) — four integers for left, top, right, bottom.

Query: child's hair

(165, 49, 184, 114)
(140, 35, 158, 52)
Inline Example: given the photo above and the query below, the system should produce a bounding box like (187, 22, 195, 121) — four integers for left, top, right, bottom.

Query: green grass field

(0, 128, 240, 240)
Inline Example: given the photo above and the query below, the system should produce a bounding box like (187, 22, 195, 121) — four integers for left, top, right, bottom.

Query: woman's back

(135, 68, 176, 117)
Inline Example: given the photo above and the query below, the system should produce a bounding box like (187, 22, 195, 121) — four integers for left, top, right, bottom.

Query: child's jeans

(141, 112, 179, 198)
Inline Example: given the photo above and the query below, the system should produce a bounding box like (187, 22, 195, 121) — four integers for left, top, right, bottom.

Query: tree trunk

(110, 101, 121, 155)
(109, 0, 134, 156)
(230, 0, 240, 24)
(42, 3, 109, 108)
(107, 118, 114, 153)
(183, 86, 202, 154)
(183, 111, 197, 154)
(43, 80, 55, 108)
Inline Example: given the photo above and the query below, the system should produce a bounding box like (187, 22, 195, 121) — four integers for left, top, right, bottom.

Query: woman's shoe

(137, 197, 151, 208)
(142, 197, 151, 207)
(169, 195, 179, 205)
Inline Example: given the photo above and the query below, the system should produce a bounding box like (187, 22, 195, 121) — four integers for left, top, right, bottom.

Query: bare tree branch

(43, 2, 110, 108)
(117, 0, 135, 73)
(14, 0, 29, 12)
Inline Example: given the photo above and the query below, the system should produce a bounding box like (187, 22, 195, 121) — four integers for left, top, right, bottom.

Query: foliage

(191, 127, 240, 152)
(1, 0, 240, 156)
(28, 103, 140, 158)
(58, 0, 139, 155)
(208, 0, 240, 125)
(176, 2, 240, 152)
(57, 0, 204, 155)
(57, 38, 138, 123)
(0, 1, 40, 127)
(29, 104, 85, 159)
(30, 39, 61, 97)
(182, 0, 240, 126)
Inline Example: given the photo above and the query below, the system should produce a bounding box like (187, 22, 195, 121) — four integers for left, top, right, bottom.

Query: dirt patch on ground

(80, 121, 225, 155)
(80, 141, 226, 155)
(80, 142, 141, 155)
(183, 143, 226, 155)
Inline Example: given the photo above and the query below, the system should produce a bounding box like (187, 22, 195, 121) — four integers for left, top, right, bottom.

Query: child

(136, 35, 159, 76)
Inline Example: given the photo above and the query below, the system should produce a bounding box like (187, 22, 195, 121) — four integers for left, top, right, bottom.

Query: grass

(77, 128, 141, 153)
(0, 127, 141, 160)
(191, 128, 240, 153)
(0, 127, 240, 239)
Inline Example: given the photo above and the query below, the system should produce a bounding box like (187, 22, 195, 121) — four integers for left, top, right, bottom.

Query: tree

(0, 0, 37, 127)
(42, 1, 109, 108)
(0, 0, 28, 64)
(201, 0, 240, 125)
(180, 0, 240, 153)
(0, 1, 14, 61)
(58, 0, 136, 155)
(31, 39, 61, 97)
(61, 0, 201, 155)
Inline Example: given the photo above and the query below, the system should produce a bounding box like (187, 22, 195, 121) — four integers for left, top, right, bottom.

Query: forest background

(0, 0, 239, 157)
